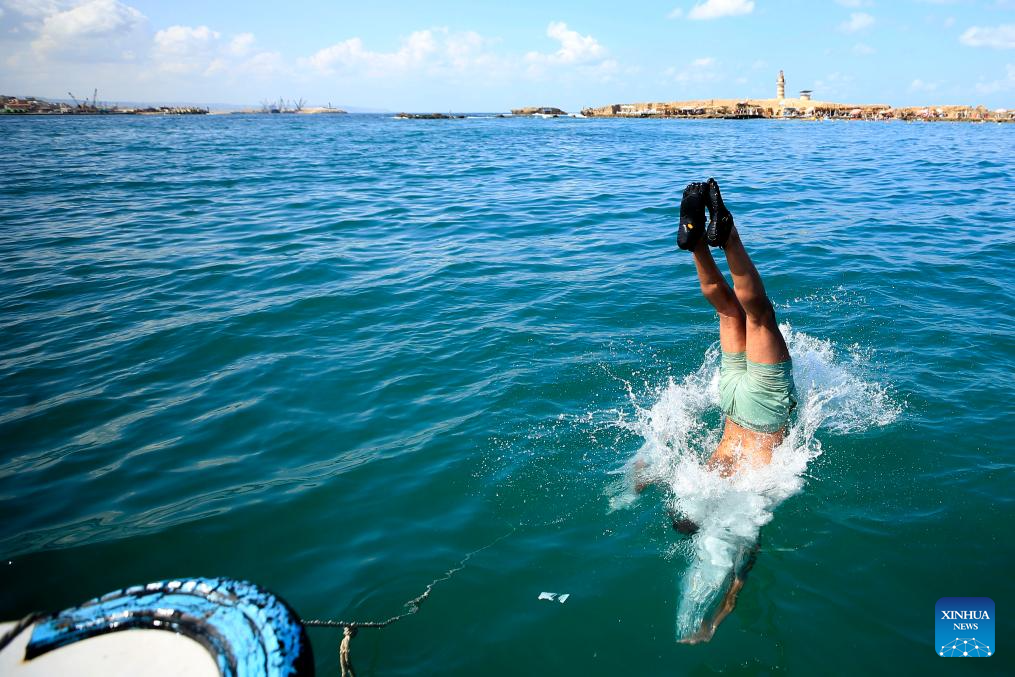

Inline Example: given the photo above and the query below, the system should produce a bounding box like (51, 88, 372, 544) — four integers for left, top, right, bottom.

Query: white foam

(606, 324, 900, 639)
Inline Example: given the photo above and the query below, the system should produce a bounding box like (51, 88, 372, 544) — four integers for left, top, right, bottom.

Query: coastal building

(579, 81, 1009, 121)
(619, 103, 661, 116)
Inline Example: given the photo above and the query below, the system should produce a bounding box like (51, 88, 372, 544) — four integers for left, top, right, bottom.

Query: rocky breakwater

(395, 112, 466, 119)
(511, 107, 567, 117)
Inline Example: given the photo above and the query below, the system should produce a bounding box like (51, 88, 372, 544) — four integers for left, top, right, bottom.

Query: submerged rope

(0, 612, 49, 654)
(301, 529, 513, 674)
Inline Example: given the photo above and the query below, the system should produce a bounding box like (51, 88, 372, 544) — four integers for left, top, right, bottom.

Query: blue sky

(2, 0, 1014, 110)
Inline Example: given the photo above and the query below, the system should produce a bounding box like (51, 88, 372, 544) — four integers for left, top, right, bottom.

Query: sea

(1, 113, 1012, 675)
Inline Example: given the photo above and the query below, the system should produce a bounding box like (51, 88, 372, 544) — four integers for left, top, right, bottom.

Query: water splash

(606, 324, 900, 640)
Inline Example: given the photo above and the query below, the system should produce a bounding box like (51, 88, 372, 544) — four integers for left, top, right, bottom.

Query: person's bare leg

(679, 544, 759, 644)
(691, 240, 746, 354)
(691, 240, 748, 477)
(701, 543, 759, 638)
(637, 242, 745, 494)
(721, 227, 789, 364)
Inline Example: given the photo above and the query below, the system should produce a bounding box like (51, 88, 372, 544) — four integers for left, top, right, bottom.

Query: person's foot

(668, 508, 700, 536)
(705, 177, 735, 248)
(672, 516, 700, 536)
(677, 182, 708, 251)
(633, 458, 650, 493)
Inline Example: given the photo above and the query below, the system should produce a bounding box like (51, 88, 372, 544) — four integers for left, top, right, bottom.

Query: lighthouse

(777, 70, 785, 99)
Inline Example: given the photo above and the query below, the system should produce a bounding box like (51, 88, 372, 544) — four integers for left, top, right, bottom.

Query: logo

(936, 597, 994, 657)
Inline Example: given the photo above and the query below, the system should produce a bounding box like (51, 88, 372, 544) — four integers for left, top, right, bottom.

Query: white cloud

(228, 32, 255, 56)
(153, 25, 221, 73)
(666, 56, 721, 83)
(667, 8, 684, 19)
(31, 0, 146, 55)
(307, 30, 440, 76)
(306, 38, 365, 73)
(444, 31, 496, 71)
(975, 64, 1015, 93)
(960, 25, 1015, 49)
(943, 17, 955, 29)
(814, 71, 855, 98)
(305, 28, 506, 80)
(4, 0, 76, 21)
(522, 22, 617, 81)
(593, 58, 620, 78)
(839, 12, 875, 33)
(154, 25, 219, 54)
(302, 22, 617, 93)
(237, 50, 285, 78)
(147, 24, 281, 78)
(687, 0, 755, 20)
(526, 22, 605, 65)
(853, 42, 876, 55)
(909, 78, 939, 92)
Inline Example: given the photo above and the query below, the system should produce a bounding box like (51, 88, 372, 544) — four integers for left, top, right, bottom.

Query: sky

(1, 0, 1014, 110)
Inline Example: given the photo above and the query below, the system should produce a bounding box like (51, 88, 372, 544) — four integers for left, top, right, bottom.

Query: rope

(0, 612, 49, 654)
(1, 532, 513, 676)
(301, 529, 513, 675)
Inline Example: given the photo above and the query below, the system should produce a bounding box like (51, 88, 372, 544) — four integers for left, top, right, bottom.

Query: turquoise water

(1, 114, 1012, 674)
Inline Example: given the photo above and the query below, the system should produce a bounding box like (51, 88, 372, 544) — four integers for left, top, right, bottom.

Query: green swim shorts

(719, 351, 797, 433)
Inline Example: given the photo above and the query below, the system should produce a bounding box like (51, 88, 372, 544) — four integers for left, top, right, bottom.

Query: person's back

(708, 419, 783, 476)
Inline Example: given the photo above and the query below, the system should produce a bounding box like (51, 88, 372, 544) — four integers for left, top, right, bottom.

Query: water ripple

(1, 114, 1013, 672)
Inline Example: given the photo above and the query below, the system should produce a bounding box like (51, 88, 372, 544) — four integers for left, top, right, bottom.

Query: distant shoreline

(3, 93, 1012, 124)
(577, 96, 1014, 123)
(3, 111, 1011, 124)
(0, 95, 349, 116)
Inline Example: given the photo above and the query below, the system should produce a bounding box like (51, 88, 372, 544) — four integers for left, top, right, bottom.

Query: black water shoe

(705, 177, 735, 248)
(677, 182, 708, 251)
(668, 509, 700, 536)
